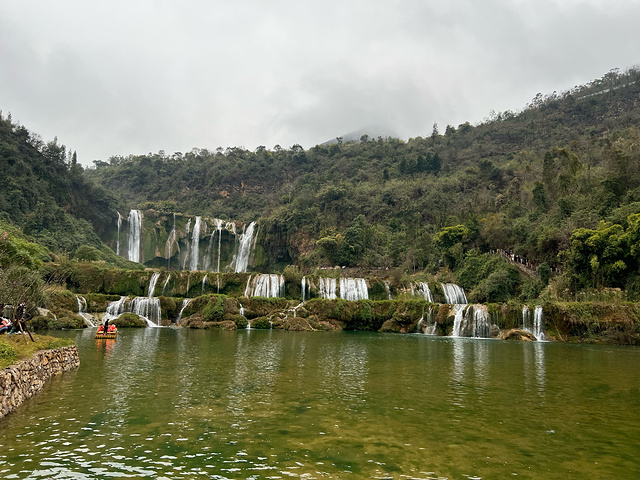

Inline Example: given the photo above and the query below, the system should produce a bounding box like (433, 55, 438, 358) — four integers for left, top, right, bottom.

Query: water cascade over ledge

(245, 274, 285, 298)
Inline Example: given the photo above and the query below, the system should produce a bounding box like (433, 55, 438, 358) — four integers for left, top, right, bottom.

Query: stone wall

(0, 346, 80, 420)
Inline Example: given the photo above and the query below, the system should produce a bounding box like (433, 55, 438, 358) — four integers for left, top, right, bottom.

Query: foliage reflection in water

(0, 329, 639, 479)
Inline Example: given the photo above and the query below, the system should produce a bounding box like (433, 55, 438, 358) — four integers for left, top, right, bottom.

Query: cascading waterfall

(339, 278, 369, 300)
(385, 281, 392, 300)
(104, 274, 162, 326)
(202, 274, 208, 294)
(413, 282, 433, 302)
(441, 283, 467, 304)
(451, 304, 495, 338)
(127, 209, 143, 263)
(76, 295, 96, 327)
(319, 277, 337, 299)
(116, 212, 122, 256)
(233, 222, 258, 273)
(189, 216, 202, 271)
(203, 229, 216, 271)
(246, 274, 285, 298)
(176, 298, 191, 323)
(533, 306, 544, 341)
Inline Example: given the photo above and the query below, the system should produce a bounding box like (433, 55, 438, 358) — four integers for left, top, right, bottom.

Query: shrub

(0, 343, 16, 361)
(203, 296, 225, 322)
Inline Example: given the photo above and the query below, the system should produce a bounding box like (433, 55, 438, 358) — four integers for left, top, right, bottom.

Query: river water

(1, 328, 639, 479)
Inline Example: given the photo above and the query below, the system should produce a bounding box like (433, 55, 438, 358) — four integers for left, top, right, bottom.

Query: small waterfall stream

(246, 274, 285, 297)
(76, 295, 96, 327)
(413, 282, 433, 302)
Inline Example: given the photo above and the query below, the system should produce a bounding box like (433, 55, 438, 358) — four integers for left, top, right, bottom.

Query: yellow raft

(95, 328, 118, 339)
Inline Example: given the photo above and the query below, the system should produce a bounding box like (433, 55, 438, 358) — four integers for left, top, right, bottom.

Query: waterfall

(130, 297, 162, 326)
(165, 214, 178, 267)
(182, 219, 192, 270)
(127, 209, 143, 263)
(413, 282, 433, 302)
(247, 274, 285, 298)
(176, 298, 191, 323)
(301, 276, 306, 302)
(385, 281, 392, 300)
(104, 274, 163, 326)
(147, 272, 160, 297)
(76, 295, 96, 327)
(203, 229, 216, 271)
(522, 305, 530, 331)
(239, 303, 245, 316)
(216, 219, 223, 272)
(319, 277, 337, 299)
(162, 274, 171, 295)
(189, 216, 202, 271)
(533, 306, 545, 341)
(451, 304, 494, 338)
(244, 274, 252, 297)
(116, 212, 122, 256)
(418, 307, 437, 335)
(441, 283, 467, 304)
(202, 274, 208, 295)
(233, 222, 258, 273)
(339, 278, 368, 301)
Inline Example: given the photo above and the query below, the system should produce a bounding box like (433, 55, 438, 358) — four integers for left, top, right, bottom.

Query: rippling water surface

(1, 328, 639, 479)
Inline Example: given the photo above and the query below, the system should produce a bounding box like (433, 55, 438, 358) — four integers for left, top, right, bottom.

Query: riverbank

(0, 335, 78, 420)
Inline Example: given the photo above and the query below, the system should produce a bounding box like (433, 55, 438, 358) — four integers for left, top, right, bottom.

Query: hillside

(3, 67, 640, 302)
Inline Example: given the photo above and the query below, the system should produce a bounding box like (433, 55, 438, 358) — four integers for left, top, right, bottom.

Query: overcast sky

(1, 0, 639, 165)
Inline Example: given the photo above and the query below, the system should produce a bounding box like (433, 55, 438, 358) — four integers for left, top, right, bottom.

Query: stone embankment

(0, 346, 79, 420)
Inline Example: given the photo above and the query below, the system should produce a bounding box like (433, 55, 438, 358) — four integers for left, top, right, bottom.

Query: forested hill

(0, 112, 134, 267)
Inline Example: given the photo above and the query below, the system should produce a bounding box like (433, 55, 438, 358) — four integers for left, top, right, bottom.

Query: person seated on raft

(107, 324, 116, 333)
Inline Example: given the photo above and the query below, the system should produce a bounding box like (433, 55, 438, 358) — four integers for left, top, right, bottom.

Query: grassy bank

(0, 335, 75, 370)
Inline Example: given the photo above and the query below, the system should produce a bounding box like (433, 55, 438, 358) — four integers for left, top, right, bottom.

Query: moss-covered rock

(250, 317, 272, 329)
(112, 313, 147, 328)
(500, 328, 537, 341)
(31, 311, 85, 330)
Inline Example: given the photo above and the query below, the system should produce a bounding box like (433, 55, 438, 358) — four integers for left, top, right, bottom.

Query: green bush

(0, 343, 16, 361)
(251, 317, 272, 329)
(227, 314, 248, 329)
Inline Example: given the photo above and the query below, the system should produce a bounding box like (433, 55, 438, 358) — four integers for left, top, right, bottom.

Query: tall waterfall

(413, 282, 433, 302)
(162, 274, 171, 295)
(441, 283, 467, 304)
(165, 214, 178, 267)
(385, 281, 392, 300)
(319, 277, 337, 299)
(182, 219, 192, 270)
(127, 209, 143, 263)
(216, 219, 223, 272)
(76, 295, 96, 327)
(233, 222, 257, 273)
(301, 276, 306, 301)
(339, 278, 368, 301)
(522, 305, 530, 332)
(189, 216, 203, 271)
(116, 212, 122, 256)
(245, 274, 285, 298)
(533, 306, 544, 341)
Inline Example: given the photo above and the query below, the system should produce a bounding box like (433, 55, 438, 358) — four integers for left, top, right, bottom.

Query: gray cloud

(1, 0, 639, 164)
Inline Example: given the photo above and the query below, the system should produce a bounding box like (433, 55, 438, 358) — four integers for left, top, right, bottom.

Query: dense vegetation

(3, 67, 640, 302)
